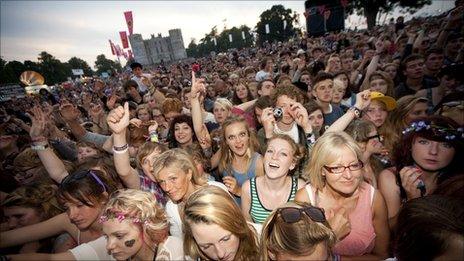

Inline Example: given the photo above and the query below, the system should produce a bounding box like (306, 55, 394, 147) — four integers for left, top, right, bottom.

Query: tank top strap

(250, 177, 257, 200)
(288, 176, 298, 201)
(370, 185, 375, 206)
(77, 229, 81, 245)
(246, 153, 259, 178)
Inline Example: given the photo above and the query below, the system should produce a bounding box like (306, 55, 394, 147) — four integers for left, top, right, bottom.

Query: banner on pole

(283, 20, 287, 30)
(241, 31, 245, 40)
(109, 40, 116, 55)
(265, 24, 270, 34)
(213, 37, 217, 46)
(229, 34, 233, 43)
(119, 31, 129, 48)
(128, 49, 133, 59)
(124, 11, 133, 35)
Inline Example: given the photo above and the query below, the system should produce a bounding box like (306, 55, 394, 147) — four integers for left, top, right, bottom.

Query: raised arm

(360, 40, 384, 91)
(190, 71, 212, 150)
(106, 102, 140, 189)
(28, 107, 68, 183)
(326, 90, 371, 133)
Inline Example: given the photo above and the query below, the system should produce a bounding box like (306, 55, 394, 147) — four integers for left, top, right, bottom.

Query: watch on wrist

(350, 106, 362, 118)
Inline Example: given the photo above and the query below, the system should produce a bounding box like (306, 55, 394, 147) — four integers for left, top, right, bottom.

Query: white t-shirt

(167, 181, 228, 238)
(70, 236, 184, 261)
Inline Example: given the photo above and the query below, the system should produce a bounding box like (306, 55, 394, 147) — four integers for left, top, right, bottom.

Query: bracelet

(113, 144, 128, 151)
(31, 143, 49, 151)
(112, 147, 129, 154)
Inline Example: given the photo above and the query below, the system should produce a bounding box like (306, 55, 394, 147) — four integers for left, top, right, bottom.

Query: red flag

(119, 31, 129, 49)
(109, 40, 116, 55)
(124, 11, 133, 35)
(128, 49, 133, 59)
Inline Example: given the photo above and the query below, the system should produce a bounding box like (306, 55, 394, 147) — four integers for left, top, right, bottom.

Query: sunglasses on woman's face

(277, 206, 326, 223)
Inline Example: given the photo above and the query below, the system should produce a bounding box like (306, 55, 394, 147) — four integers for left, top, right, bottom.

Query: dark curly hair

(167, 114, 198, 149)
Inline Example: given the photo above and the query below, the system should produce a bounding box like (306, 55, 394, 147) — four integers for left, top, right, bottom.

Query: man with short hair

(423, 48, 445, 87)
(395, 54, 438, 98)
(312, 72, 344, 126)
(257, 79, 276, 97)
(130, 62, 149, 95)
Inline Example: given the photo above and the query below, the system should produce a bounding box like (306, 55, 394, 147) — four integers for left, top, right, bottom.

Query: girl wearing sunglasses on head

(295, 132, 390, 259)
(183, 185, 260, 261)
(2, 169, 118, 260)
(260, 202, 337, 261)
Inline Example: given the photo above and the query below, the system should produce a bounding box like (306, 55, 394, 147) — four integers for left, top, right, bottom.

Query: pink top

(305, 182, 376, 256)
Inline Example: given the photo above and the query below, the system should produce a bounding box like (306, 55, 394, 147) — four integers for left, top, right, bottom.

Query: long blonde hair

(152, 148, 207, 186)
(260, 202, 336, 261)
(102, 189, 169, 245)
(183, 186, 259, 260)
(218, 116, 260, 176)
(303, 132, 363, 190)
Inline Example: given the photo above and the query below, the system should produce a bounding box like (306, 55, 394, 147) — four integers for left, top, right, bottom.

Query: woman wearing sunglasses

(1, 169, 118, 258)
(183, 185, 260, 261)
(295, 132, 390, 259)
(241, 134, 305, 224)
(260, 202, 337, 261)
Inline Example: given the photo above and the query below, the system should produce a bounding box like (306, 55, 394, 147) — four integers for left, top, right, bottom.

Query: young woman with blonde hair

(295, 132, 390, 259)
(241, 134, 305, 224)
(150, 149, 227, 238)
(183, 185, 260, 261)
(260, 201, 337, 261)
(100, 189, 183, 260)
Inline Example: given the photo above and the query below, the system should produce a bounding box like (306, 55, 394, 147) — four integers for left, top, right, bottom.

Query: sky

(0, 0, 454, 69)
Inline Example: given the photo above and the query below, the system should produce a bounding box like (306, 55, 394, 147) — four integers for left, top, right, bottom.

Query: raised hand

(27, 107, 47, 140)
(290, 102, 312, 133)
(260, 107, 276, 138)
(222, 176, 240, 196)
(107, 102, 130, 134)
(59, 103, 80, 122)
(191, 71, 205, 100)
(89, 103, 103, 122)
(354, 90, 371, 110)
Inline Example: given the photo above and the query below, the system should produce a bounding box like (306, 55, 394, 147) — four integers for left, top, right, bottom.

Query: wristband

(149, 132, 159, 143)
(31, 143, 49, 151)
(113, 144, 128, 152)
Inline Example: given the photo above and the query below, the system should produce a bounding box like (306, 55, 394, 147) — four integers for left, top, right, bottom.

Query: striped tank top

(250, 176, 298, 224)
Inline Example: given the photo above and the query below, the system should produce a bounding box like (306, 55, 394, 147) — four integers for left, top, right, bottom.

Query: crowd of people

(1, 2, 463, 260)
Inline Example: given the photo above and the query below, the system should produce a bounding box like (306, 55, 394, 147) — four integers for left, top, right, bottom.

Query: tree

(186, 39, 199, 58)
(0, 60, 25, 85)
(68, 57, 93, 76)
(255, 5, 298, 46)
(37, 51, 69, 85)
(345, 0, 432, 30)
(94, 54, 122, 75)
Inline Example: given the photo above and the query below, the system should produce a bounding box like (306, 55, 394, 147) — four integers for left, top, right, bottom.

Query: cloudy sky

(0, 1, 453, 68)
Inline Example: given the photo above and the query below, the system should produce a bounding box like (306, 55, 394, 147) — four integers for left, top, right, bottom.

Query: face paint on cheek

(125, 239, 136, 247)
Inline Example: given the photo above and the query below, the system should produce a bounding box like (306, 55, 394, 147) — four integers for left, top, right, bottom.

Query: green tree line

(0, 52, 122, 85)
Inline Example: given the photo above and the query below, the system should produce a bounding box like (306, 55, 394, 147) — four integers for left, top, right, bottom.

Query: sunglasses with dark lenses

(277, 206, 326, 223)
(61, 170, 107, 192)
(364, 134, 384, 142)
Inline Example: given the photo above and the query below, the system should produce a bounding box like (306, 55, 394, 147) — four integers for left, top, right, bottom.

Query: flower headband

(99, 212, 150, 226)
(402, 121, 464, 140)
